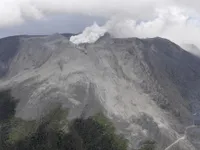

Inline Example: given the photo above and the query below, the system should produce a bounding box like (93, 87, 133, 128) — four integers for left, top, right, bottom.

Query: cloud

(70, 6, 200, 49)
(2, 0, 200, 48)
(0, 0, 175, 28)
(0, 0, 200, 26)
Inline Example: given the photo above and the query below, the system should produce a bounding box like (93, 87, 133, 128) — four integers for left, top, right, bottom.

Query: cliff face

(0, 34, 200, 149)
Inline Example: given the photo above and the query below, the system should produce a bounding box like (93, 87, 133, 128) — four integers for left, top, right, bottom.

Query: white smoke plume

(70, 22, 107, 44)
(2, 0, 200, 48)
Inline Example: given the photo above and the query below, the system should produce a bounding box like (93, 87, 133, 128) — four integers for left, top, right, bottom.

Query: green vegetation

(0, 90, 17, 123)
(91, 113, 128, 150)
(139, 140, 156, 150)
(7, 105, 69, 145)
(71, 115, 128, 150)
(8, 118, 38, 143)
(0, 90, 18, 148)
(41, 105, 69, 132)
(5, 114, 128, 150)
(0, 89, 129, 150)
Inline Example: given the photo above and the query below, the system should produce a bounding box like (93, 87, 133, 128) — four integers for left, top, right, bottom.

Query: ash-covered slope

(0, 36, 20, 77)
(0, 33, 200, 150)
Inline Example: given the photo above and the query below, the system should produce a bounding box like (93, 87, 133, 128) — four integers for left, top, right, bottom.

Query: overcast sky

(1, 0, 200, 47)
(0, 14, 106, 38)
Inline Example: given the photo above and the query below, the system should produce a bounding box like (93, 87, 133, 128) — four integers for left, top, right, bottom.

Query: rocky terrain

(0, 33, 200, 149)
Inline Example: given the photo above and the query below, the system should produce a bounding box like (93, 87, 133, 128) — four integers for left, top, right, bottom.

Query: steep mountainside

(0, 36, 20, 77)
(0, 33, 200, 150)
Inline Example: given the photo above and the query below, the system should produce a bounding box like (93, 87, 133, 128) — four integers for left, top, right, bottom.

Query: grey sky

(0, 14, 106, 38)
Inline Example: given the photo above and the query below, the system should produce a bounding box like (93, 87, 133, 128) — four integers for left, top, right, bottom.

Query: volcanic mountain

(0, 33, 200, 150)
